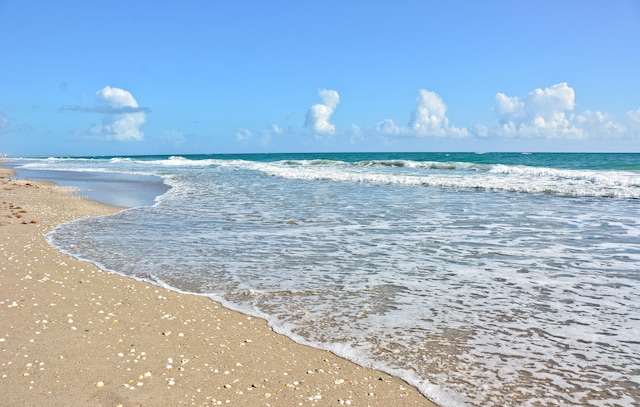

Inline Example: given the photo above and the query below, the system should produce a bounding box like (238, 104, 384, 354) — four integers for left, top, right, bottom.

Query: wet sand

(0, 166, 438, 406)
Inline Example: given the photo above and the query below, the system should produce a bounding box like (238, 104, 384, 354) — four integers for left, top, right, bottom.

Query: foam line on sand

(0, 167, 437, 406)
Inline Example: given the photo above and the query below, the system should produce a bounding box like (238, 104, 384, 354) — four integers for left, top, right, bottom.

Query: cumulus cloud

(493, 82, 583, 138)
(98, 86, 138, 107)
(230, 84, 638, 148)
(304, 89, 340, 135)
(574, 110, 627, 138)
(371, 83, 636, 142)
(488, 82, 640, 140)
(376, 89, 468, 137)
(72, 86, 147, 141)
(410, 90, 449, 134)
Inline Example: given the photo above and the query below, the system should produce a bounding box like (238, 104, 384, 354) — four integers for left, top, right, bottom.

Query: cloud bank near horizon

(63, 83, 637, 150)
(241, 82, 638, 149)
(376, 83, 638, 142)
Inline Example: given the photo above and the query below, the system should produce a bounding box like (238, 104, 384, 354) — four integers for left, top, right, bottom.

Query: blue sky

(1, 0, 639, 156)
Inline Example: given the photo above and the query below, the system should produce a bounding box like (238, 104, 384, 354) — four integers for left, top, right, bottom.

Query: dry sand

(0, 167, 438, 407)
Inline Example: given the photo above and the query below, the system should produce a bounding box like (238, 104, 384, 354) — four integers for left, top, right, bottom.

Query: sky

(1, 0, 639, 156)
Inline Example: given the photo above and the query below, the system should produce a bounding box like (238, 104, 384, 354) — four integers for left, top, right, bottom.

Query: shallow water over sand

(15, 153, 640, 406)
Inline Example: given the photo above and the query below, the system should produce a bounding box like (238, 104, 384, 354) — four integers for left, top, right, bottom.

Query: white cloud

(376, 89, 468, 138)
(259, 124, 284, 145)
(236, 123, 284, 146)
(489, 83, 640, 141)
(270, 123, 283, 135)
(493, 82, 582, 138)
(410, 89, 448, 135)
(304, 89, 340, 135)
(628, 107, 640, 125)
(235, 128, 252, 142)
(574, 110, 627, 138)
(473, 123, 490, 138)
(626, 108, 640, 137)
(375, 118, 404, 136)
(369, 84, 636, 144)
(86, 86, 146, 141)
(97, 86, 138, 108)
(230, 84, 638, 149)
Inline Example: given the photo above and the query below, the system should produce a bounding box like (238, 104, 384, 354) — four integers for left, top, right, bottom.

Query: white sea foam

(223, 159, 640, 198)
(24, 154, 640, 406)
(17, 155, 640, 198)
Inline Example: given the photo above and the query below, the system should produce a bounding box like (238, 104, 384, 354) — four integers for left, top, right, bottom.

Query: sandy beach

(0, 167, 437, 407)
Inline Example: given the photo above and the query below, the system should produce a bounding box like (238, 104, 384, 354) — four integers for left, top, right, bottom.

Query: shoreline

(0, 166, 438, 406)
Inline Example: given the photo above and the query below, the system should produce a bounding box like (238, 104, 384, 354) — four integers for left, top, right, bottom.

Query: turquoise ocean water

(12, 153, 640, 406)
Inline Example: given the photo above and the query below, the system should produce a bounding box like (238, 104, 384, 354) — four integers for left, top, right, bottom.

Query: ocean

(11, 152, 640, 406)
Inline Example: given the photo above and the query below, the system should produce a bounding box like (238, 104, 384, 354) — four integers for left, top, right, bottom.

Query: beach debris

(95, 381, 105, 388)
